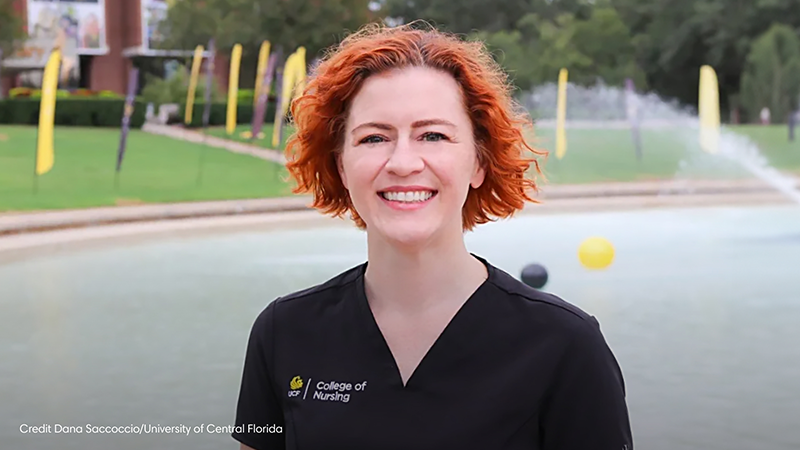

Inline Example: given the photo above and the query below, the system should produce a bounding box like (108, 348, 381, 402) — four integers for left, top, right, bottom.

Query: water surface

(2, 205, 799, 449)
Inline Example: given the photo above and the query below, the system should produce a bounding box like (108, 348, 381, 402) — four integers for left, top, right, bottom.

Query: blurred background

(1, 0, 800, 449)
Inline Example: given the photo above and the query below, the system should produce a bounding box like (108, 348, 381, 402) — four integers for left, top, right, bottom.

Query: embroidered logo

(289, 376, 303, 390)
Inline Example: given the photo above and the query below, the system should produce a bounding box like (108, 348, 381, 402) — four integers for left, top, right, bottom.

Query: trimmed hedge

(180, 100, 278, 128)
(0, 98, 146, 128)
(0, 97, 278, 129)
(9, 87, 123, 100)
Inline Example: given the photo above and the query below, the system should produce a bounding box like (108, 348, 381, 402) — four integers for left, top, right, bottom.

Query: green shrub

(0, 100, 8, 124)
(98, 90, 122, 98)
(9, 87, 34, 98)
(0, 98, 146, 128)
(141, 67, 225, 108)
(236, 89, 255, 107)
(180, 100, 277, 128)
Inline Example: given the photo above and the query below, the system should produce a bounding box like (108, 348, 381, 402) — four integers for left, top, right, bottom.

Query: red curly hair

(284, 21, 546, 231)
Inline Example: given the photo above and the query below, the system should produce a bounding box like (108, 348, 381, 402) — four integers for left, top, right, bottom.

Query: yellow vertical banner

(36, 49, 61, 176)
(699, 65, 720, 154)
(272, 48, 307, 148)
(254, 41, 271, 108)
(293, 47, 307, 105)
(185, 45, 204, 125)
(272, 51, 297, 148)
(226, 43, 243, 135)
(555, 68, 568, 160)
(280, 51, 299, 116)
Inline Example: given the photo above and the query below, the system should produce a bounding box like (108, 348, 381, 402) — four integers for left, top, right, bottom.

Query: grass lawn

(726, 124, 800, 175)
(1, 123, 797, 212)
(205, 121, 800, 184)
(529, 125, 800, 184)
(0, 126, 291, 212)
(204, 123, 295, 150)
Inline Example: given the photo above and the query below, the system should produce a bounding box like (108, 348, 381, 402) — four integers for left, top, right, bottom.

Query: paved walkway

(2, 178, 796, 236)
(1, 189, 794, 259)
(142, 123, 287, 164)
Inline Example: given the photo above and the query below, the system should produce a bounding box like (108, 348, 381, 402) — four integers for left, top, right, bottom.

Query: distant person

(761, 107, 771, 125)
(231, 22, 633, 450)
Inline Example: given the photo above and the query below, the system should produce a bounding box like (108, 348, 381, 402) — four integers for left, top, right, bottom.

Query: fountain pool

(2, 203, 800, 450)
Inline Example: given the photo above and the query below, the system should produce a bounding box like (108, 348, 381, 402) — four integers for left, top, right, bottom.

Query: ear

(470, 155, 486, 189)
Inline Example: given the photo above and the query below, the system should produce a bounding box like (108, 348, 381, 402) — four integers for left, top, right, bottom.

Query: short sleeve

(232, 301, 286, 450)
(539, 316, 634, 449)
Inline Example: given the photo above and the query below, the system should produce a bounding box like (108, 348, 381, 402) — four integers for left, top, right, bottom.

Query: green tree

(0, 0, 24, 58)
(470, 28, 537, 91)
(611, 0, 708, 108)
(382, 0, 595, 35)
(611, 0, 800, 115)
(160, 0, 376, 67)
(472, 7, 643, 91)
(740, 24, 800, 123)
(570, 7, 645, 88)
(383, 0, 532, 34)
(159, 0, 376, 90)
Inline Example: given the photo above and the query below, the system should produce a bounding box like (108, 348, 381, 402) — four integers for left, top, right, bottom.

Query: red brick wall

(88, 0, 131, 94)
(121, 0, 142, 48)
(1, 75, 15, 97)
(2, 0, 229, 97)
(214, 52, 230, 93)
(1, 0, 27, 96)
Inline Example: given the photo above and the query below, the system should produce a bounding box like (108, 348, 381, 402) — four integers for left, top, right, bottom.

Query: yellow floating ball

(578, 236, 615, 270)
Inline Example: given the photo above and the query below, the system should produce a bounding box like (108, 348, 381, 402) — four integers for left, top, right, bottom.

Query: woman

(232, 23, 633, 450)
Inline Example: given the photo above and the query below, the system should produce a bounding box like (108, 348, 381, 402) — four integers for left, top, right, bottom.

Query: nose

(384, 136, 424, 176)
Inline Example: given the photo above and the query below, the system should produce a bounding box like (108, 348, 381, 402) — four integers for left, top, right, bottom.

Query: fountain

(521, 78, 800, 203)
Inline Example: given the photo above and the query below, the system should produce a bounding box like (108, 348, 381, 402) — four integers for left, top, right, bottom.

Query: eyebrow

(350, 119, 457, 134)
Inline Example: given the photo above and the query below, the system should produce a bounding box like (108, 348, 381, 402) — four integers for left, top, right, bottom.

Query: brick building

(1, 0, 228, 97)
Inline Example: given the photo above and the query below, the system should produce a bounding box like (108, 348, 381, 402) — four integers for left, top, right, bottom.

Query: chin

(372, 220, 441, 249)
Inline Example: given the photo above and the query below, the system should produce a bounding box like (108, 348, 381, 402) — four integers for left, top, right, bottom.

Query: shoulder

(481, 257, 625, 385)
(250, 262, 366, 332)
(274, 262, 364, 307)
(484, 258, 601, 333)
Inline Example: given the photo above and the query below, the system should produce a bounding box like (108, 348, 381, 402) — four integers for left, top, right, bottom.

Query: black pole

(32, 129, 40, 195)
(201, 38, 215, 132)
(273, 65, 285, 150)
(789, 109, 796, 142)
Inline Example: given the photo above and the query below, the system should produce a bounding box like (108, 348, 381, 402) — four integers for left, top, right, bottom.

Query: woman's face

(339, 66, 485, 248)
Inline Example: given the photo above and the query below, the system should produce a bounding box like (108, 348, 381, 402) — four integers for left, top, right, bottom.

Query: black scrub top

(232, 255, 633, 450)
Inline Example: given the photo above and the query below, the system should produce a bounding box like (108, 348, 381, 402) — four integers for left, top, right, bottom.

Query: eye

(359, 135, 386, 144)
(421, 132, 448, 142)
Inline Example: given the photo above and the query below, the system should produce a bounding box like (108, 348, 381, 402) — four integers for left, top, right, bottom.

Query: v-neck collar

(354, 254, 494, 389)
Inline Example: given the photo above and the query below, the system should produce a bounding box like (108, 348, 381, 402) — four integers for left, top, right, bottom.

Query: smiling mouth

(377, 190, 438, 203)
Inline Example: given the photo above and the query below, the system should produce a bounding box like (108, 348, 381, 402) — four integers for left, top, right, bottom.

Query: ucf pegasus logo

(290, 376, 303, 390)
(288, 376, 304, 397)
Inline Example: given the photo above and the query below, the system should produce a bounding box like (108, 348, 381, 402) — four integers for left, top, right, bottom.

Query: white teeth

(381, 190, 434, 203)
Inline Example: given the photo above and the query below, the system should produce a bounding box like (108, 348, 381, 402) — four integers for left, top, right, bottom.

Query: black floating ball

(521, 263, 548, 289)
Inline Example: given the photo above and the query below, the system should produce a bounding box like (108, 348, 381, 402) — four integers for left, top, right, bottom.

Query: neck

(363, 228, 488, 314)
